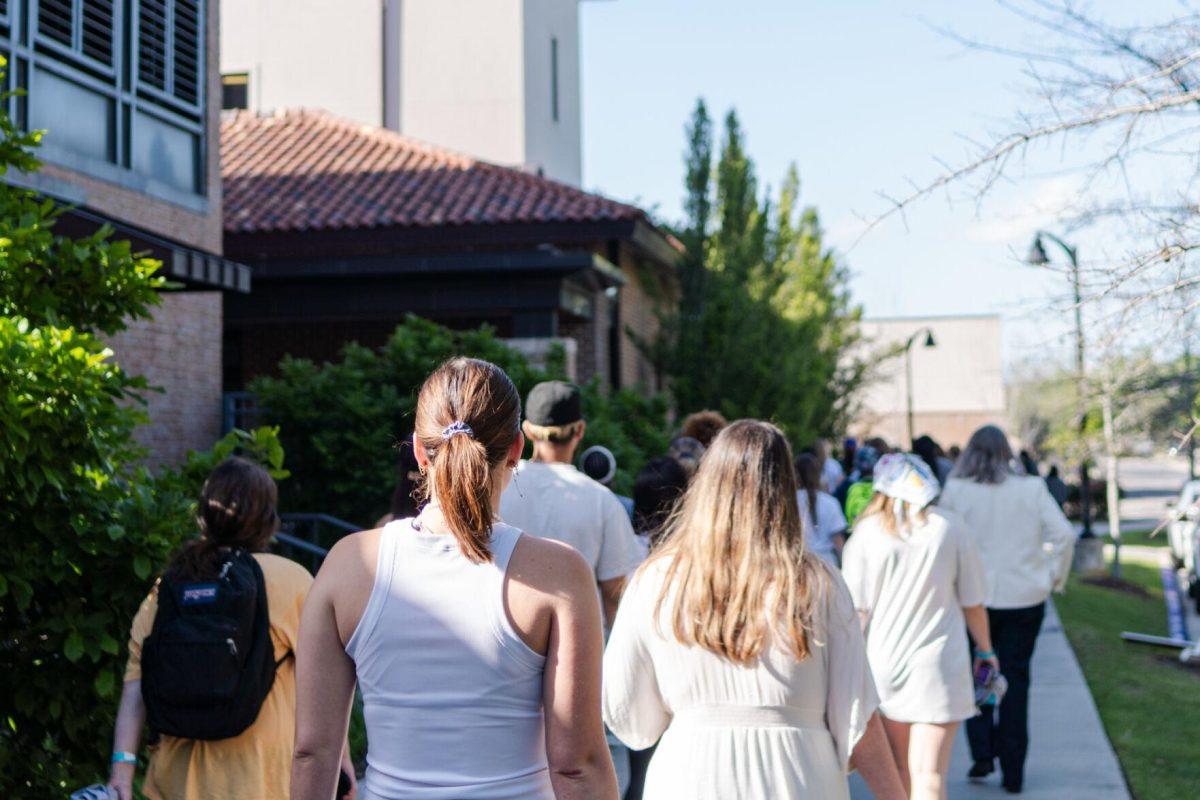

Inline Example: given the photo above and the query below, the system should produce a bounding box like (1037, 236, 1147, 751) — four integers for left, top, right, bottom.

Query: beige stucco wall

(852, 315, 1007, 448)
(222, 0, 583, 184)
(521, 0, 582, 184)
(220, 0, 385, 127)
(400, 0, 527, 168)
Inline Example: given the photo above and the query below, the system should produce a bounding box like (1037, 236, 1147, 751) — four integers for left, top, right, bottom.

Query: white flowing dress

(602, 560, 878, 800)
(841, 509, 986, 723)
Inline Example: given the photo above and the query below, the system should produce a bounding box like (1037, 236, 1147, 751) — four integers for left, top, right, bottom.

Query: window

(138, 0, 202, 108)
(222, 72, 248, 110)
(6, 1, 208, 200)
(36, 0, 116, 73)
(550, 37, 559, 123)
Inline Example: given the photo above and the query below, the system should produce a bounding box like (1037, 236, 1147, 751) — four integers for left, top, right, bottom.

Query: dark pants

(624, 744, 655, 800)
(966, 602, 1045, 789)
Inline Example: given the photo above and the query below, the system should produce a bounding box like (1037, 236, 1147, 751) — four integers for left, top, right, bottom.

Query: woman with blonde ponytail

(290, 358, 618, 800)
(602, 420, 905, 800)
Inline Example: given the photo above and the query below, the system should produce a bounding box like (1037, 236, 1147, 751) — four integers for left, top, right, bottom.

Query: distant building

(1, 0, 248, 468)
(221, 109, 678, 393)
(220, 0, 585, 185)
(852, 315, 1007, 451)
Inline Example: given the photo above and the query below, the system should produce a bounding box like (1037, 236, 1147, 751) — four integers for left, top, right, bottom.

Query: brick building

(221, 109, 678, 392)
(1, 1, 248, 467)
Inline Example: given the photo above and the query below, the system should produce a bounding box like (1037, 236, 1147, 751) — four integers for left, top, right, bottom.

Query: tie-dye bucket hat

(872, 453, 940, 511)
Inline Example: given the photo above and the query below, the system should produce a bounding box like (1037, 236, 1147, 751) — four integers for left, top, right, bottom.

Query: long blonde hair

(859, 492, 928, 537)
(648, 419, 826, 665)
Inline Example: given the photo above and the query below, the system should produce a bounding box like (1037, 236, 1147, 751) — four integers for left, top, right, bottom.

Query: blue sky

(579, 0, 1179, 366)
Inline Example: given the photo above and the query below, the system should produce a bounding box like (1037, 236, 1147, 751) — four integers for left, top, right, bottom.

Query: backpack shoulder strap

(146, 572, 180, 640)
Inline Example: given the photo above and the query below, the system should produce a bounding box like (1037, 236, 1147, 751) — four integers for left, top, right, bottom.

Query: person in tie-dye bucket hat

(841, 452, 997, 800)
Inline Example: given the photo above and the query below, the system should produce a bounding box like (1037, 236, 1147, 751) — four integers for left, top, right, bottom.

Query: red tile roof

(221, 109, 660, 236)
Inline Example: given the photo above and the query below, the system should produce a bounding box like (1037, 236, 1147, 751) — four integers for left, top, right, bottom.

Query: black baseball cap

(525, 381, 582, 426)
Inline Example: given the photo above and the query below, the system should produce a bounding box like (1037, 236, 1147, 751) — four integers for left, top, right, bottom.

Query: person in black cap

(499, 380, 645, 795)
(499, 381, 643, 628)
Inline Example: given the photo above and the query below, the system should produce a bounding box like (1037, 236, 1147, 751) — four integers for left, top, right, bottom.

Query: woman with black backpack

(106, 458, 353, 800)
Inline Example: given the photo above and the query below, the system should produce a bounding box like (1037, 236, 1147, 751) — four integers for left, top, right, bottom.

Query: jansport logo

(182, 583, 219, 605)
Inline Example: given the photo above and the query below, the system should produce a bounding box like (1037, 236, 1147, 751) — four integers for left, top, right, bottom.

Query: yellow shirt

(124, 553, 314, 800)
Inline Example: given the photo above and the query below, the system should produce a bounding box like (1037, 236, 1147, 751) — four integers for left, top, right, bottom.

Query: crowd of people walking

(104, 357, 1077, 800)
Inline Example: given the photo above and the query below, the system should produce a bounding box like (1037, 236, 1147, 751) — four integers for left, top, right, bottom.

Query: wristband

(111, 751, 138, 765)
(975, 649, 996, 659)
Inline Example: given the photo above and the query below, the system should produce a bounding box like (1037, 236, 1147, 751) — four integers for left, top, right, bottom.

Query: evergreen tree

(652, 102, 864, 444)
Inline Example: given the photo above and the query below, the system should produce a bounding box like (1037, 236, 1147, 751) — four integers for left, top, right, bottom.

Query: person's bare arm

(598, 575, 625, 630)
(963, 604, 999, 674)
(290, 539, 369, 800)
(544, 548, 620, 800)
(106, 680, 145, 800)
(850, 712, 907, 800)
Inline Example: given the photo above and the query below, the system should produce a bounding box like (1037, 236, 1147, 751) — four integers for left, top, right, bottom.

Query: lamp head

(923, 330, 936, 348)
(1026, 234, 1050, 266)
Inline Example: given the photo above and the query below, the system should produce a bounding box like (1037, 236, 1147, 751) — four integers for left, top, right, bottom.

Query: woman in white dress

(603, 420, 905, 800)
(841, 454, 997, 800)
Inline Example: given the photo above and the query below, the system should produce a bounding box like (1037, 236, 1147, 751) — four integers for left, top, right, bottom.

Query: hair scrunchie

(440, 420, 474, 440)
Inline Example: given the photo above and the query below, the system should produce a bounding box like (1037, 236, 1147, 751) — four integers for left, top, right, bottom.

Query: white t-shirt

(499, 460, 644, 583)
(797, 490, 848, 566)
(821, 457, 845, 493)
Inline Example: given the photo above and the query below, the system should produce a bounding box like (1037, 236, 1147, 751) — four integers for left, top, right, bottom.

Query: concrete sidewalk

(850, 602, 1129, 799)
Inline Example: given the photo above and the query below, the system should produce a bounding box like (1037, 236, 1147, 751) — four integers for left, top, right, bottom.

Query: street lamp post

(1027, 231, 1094, 538)
(904, 327, 937, 449)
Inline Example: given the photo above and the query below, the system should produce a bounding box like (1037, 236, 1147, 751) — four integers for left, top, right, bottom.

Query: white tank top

(346, 519, 554, 800)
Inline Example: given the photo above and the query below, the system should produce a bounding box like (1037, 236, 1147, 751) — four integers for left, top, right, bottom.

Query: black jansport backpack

(141, 549, 280, 740)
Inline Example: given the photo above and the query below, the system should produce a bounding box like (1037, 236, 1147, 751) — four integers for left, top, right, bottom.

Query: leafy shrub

(252, 314, 670, 527)
(0, 308, 287, 794)
(0, 58, 288, 794)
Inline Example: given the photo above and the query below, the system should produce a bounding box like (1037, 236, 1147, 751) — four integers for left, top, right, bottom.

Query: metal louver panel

(138, 0, 168, 91)
(38, 0, 74, 48)
(173, 0, 200, 104)
(81, 1, 115, 65)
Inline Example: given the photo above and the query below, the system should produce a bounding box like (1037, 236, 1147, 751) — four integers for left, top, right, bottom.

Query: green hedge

(0, 56, 289, 792)
(251, 315, 671, 527)
(0, 308, 287, 793)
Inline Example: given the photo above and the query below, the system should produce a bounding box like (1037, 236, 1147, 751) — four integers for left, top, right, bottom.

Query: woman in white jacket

(938, 425, 1075, 795)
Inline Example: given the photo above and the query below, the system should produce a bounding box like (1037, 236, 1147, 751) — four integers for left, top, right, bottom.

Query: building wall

(522, 0, 582, 184)
(16, 0, 224, 254)
(851, 315, 1007, 449)
(400, 0, 527, 169)
(107, 292, 224, 470)
(618, 255, 670, 392)
(221, 0, 583, 184)
(220, 0, 384, 127)
(851, 411, 1007, 453)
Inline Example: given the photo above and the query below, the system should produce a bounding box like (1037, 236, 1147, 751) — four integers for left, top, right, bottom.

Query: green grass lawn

(1104, 527, 1163, 549)
(1055, 560, 1200, 799)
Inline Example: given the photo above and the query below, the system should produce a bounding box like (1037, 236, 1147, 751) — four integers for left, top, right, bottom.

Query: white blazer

(938, 475, 1075, 609)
